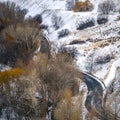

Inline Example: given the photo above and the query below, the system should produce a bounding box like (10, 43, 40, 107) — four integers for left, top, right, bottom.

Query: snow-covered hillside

(0, 0, 120, 81)
(0, 0, 120, 119)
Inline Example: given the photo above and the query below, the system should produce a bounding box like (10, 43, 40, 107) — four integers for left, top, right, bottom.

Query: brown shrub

(0, 52, 81, 119)
(0, 25, 42, 66)
(0, 2, 82, 118)
(54, 89, 83, 120)
(34, 53, 80, 103)
(0, 1, 26, 31)
(0, 1, 44, 66)
(73, 0, 94, 12)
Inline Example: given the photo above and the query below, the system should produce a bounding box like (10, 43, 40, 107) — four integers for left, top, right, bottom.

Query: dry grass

(76, 41, 109, 51)
(54, 90, 84, 120)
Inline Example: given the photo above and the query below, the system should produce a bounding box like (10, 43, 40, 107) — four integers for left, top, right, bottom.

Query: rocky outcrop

(40, 36, 51, 58)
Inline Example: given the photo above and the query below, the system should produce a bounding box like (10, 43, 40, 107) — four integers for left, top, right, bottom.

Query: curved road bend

(80, 71, 120, 120)
(80, 71, 105, 112)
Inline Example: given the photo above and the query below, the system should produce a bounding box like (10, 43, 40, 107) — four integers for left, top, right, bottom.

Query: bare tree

(98, 0, 116, 15)
(52, 14, 64, 30)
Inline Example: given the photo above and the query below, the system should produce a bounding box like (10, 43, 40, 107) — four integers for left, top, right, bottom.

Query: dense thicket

(0, 2, 44, 66)
(0, 2, 81, 120)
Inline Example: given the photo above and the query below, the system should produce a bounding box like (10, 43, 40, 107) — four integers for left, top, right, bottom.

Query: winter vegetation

(73, 0, 94, 12)
(52, 14, 64, 30)
(97, 14, 108, 25)
(77, 18, 95, 30)
(58, 29, 69, 38)
(98, 0, 116, 15)
(66, 0, 75, 11)
(0, 0, 120, 120)
(0, 2, 81, 119)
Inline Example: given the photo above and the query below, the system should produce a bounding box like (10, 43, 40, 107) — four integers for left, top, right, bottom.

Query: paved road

(80, 71, 105, 112)
(80, 71, 120, 119)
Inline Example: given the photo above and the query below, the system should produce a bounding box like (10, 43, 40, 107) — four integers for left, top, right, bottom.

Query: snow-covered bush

(58, 29, 69, 38)
(33, 14, 42, 24)
(58, 46, 78, 59)
(52, 15, 64, 30)
(69, 40, 85, 45)
(98, 0, 116, 15)
(66, 0, 75, 11)
(77, 18, 95, 30)
(97, 15, 108, 24)
(117, 15, 120, 21)
(39, 24, 48, 30)
(76, 21, 85, 30)
(95, 55, 113, 64)
(21, 8, 28, 15)
(118, 31, 120, 35)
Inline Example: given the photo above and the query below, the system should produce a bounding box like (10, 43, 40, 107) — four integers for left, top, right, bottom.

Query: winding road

(80, 71, 105, 112)
(80, 58, 120, 120)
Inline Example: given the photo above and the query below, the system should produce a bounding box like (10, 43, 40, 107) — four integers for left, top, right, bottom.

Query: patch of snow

(0, 64, 11, 71)
(104, 58, 120, 87)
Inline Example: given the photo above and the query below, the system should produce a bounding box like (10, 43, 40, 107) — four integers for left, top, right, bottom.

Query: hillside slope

(0, 0, 120, 119)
